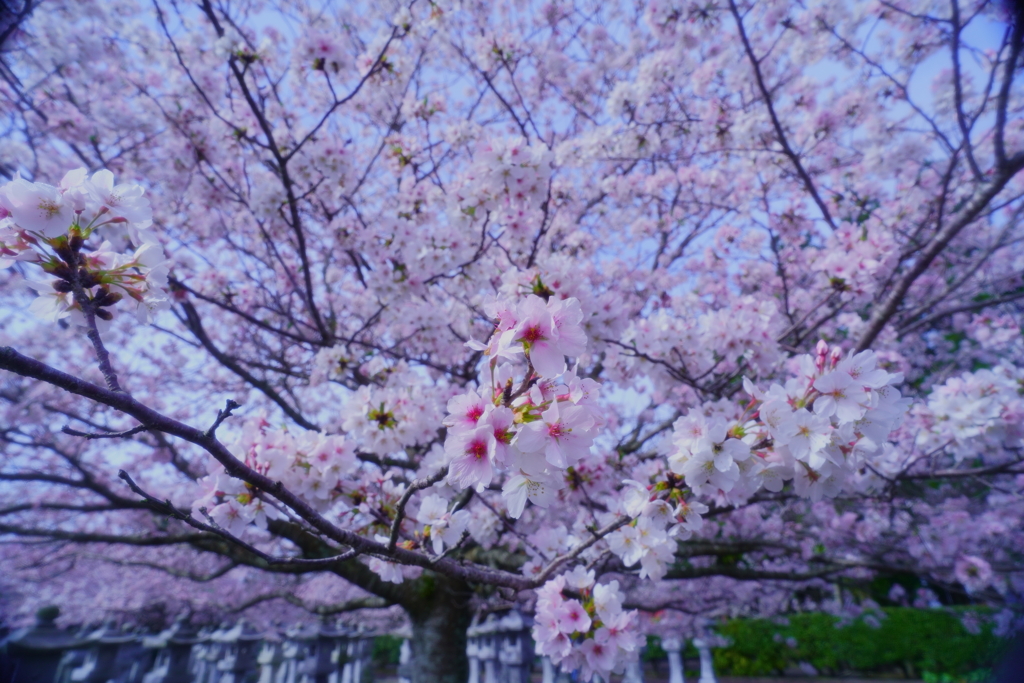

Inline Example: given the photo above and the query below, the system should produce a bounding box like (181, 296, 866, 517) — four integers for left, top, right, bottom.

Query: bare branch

(729, 0, 838, 231)
(205, 399, 241, 438)
(61, 424, 149, 440)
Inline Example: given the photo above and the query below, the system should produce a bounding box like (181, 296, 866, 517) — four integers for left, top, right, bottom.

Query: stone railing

(1, 609, 724, 683)
(0, 612, 377, 683)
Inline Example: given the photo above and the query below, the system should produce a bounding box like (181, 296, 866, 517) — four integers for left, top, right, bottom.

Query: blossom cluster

(668, 342, 910, 504)
(416, 493, 469, 555)
(955, 555, 995, 594)
(443, 294, 602, 517)
(533, 570, 639, 680)
(339, 367, 445, 454)
(913, 363, 1024, 463)
(193, 416, 358, 533)
(613, 294, 784, 398)
(5, 0, 1023, 667)
(0, 169, 168, 324)
(605, 489, 708, 582)
(365, 500, 504, 585)
(212, 28, 271, 63)
(455, 137, 553, 219)
(812, 225, 898, 303)
(296, 30, 350, 75)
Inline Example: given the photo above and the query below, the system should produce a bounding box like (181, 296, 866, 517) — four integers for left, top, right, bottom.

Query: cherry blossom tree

(1, 0, 1023, 681)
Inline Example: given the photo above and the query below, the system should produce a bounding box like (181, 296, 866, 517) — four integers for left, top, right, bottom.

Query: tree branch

(0, 346, 537, 591)
(855, 154, 1024, 351)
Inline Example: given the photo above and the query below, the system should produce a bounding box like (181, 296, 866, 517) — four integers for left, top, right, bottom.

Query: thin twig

(531, 516, 632, 586)
(205, 399, 241, 438)
(388, 468, 447, 551)
(61, 424, 150, 440)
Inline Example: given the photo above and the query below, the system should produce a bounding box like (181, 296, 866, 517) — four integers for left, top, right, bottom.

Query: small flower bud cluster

(0, 169, 168, 324)
(443, 294, 602, 518)
(669, 343, 909, 504)
(533, 571, 639, 680)
(812, 225, 898, 302)
(415, 493, 469, 555)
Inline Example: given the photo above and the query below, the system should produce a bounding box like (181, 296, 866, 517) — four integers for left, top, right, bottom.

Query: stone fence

(0, 611, 376, 683)
(1, 609, 720, 683)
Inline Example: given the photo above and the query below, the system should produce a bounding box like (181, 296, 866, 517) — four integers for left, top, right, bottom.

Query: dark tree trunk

(267, 524, 475, 683)
(403, 573, 473, 683)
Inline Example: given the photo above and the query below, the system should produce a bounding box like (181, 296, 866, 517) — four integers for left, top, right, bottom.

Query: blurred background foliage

(641, 607, 1004, 680)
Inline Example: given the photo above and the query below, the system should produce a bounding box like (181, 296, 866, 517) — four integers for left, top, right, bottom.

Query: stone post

(397, 638, 412, 683)
(106, 625, 152, 683)
(660, 637, 685, 683)
(213, 624, 240, 683)
(196, 625, 228, 683)
(475, 616, 498, 683)
(214, 621, 263, 683)
(321, 622, 350, 683)
(289, 623, 319, 683)
(339, 636, 355, 683)
(141, 617, 200, 683)
(54, 628, 92, 683)
(496, 610, 532, 683)
(188, 629, 212, 683)
(540, 657, 555, 683)
(70, 621, 139, 683)
(308, 620, 347, 683)
(622, 658, 645, 683)
(256, 641, 282, 683)
(275, 632, 302, 683)
(692, 638, 717, 683)
(361, 631, 375, 683)
(465, 617, 481, 683)
(344, 626, 373, 683)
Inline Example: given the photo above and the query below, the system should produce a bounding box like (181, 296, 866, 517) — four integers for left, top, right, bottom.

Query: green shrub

(709, 608, 1005, 677)
(372, 634, 402, 666)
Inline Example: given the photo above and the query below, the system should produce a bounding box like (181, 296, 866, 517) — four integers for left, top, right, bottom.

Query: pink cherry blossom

(445, 426, 496, 491)
(514, 401, 595, 468)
